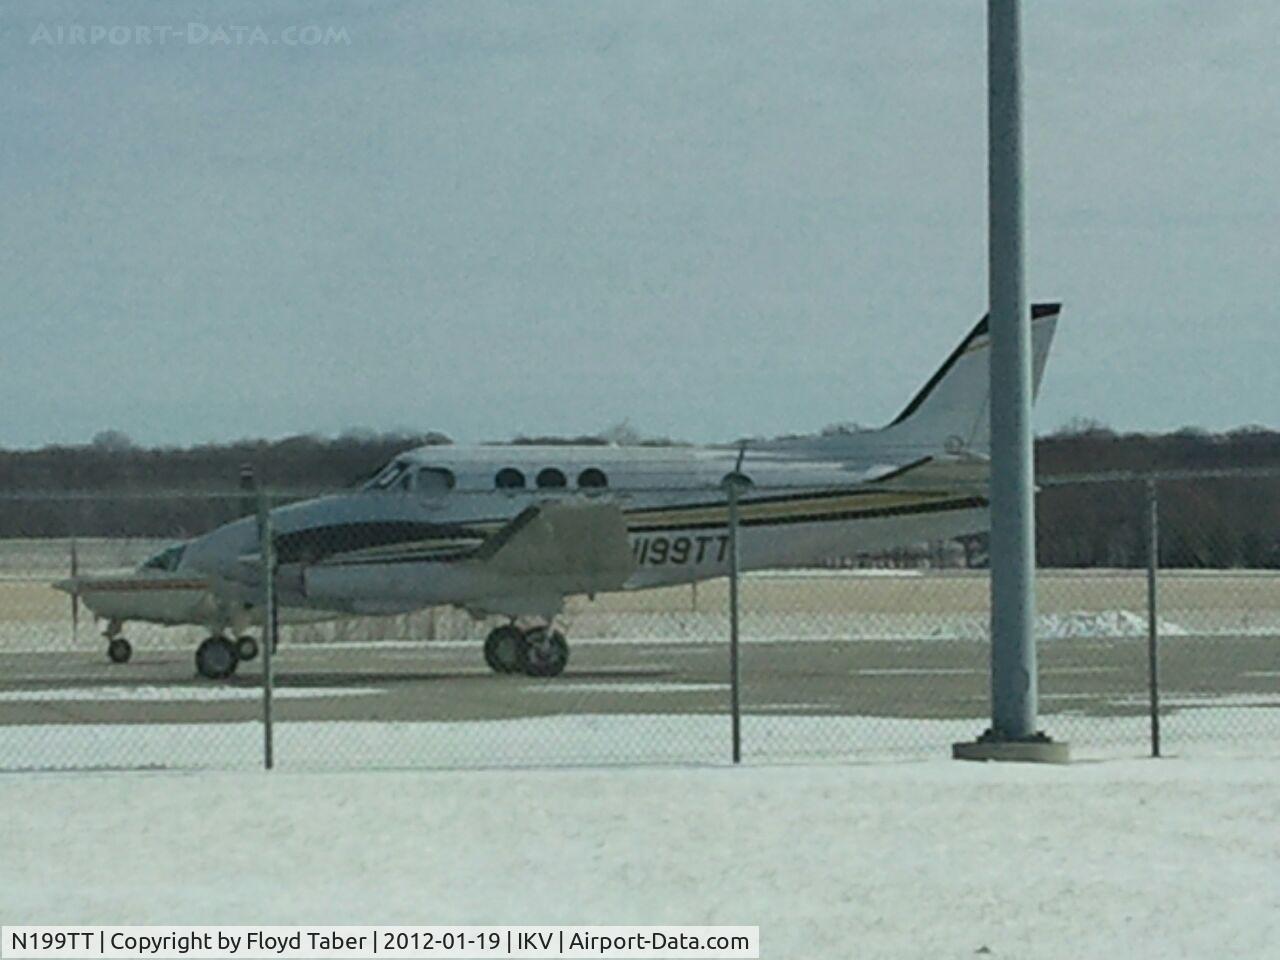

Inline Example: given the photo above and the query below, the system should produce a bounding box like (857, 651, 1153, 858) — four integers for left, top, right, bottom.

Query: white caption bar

(2, 926, 759, 959)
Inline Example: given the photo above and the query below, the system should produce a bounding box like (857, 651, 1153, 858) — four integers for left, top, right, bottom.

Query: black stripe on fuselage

(273, 521, 489, 565)
(276, 486, 941, 564)
(314, 495, 987, 567)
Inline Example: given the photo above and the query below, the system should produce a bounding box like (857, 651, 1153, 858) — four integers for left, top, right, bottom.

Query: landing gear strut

(483, 624, 570, 678)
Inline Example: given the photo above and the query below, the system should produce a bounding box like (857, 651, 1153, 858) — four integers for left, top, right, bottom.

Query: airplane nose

(52, 577, 79, 595)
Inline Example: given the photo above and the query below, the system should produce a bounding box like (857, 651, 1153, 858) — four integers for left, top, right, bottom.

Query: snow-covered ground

(3, 755, 1278, 959)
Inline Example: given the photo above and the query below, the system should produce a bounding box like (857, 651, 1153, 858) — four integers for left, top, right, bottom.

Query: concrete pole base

(952, 730, 1070, 764)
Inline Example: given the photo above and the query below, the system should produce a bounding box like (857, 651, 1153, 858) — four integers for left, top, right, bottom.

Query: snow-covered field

(3, 755, 1277, 959)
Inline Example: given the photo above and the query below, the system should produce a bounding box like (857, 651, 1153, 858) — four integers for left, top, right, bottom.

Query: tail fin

(878, 303, 1061, 454)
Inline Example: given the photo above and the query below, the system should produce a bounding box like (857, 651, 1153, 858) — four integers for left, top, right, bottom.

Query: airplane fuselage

(180, 443, 989, 620)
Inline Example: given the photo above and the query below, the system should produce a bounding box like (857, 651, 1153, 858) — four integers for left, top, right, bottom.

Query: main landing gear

(194, 634, 260, 680)
(483, 623, 570, 678)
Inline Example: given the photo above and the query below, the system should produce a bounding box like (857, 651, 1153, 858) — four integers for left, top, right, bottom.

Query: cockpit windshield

(140, 544, 186, 573)
(363, 458, 411, 491)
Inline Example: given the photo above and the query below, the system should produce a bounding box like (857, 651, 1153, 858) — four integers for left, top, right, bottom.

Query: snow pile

(0, 684, 379, 702)
(3, 757, 1278, 959)
(1, 609, 1199, 651)
(923, 609, 1190, 642)
(562, 609, 1195, 643)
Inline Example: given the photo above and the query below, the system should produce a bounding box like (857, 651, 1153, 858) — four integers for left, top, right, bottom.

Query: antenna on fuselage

(239, 463, 255, 519)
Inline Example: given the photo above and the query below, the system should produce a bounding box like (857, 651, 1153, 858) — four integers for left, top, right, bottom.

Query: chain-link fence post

(68, 535, 80, 648)
(724, 474, 743, 765)
(1146, 478, 1161, 758)
(255, 488, 276, 770)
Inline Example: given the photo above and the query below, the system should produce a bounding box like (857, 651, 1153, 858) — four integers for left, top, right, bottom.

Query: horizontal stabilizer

(871, 454, 991, 492)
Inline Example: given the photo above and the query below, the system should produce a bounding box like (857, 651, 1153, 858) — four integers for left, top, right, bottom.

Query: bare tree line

(1036, 423, 1280, 568)
(3, 422, 1280, 568)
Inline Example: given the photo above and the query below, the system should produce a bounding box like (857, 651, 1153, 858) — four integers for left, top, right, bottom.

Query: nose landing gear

(103, 620, 132, 664)
(483, 623, 569, 678)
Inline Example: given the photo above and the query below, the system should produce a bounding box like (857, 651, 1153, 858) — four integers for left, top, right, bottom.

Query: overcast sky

(3, 1, 1277, 448)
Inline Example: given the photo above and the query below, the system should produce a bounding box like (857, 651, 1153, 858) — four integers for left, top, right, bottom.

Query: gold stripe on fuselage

(74, 579, 210, 592)
(624, 488, 965, 530)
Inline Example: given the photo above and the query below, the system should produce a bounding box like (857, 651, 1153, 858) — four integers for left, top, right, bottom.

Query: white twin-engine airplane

(65, 304, 1061, 680)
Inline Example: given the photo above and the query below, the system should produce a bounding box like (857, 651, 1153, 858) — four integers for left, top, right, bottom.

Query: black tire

(107, 637, 132, 664)
(195, 636, 239, 680)
(484, 625, 524, 673)
(519, 627, 569, 678)
(235, 635, 259, 662)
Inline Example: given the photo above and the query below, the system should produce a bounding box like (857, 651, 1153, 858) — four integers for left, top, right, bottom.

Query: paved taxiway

(1, 635, 1276, 727)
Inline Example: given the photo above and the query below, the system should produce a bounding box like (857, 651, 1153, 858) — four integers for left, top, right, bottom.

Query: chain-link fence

(1038, 472, 1280, 757)
(1, 474, 1276, 771)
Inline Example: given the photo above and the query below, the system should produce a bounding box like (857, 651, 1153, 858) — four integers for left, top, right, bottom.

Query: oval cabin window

(536, 467, 567, 489)
(577, 467, 608, 489)
(495, 467, 526, 490)
(417, 468, 456, 493)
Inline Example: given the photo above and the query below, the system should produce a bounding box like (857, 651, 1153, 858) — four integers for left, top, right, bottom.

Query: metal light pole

(987, 0, 1036, 741)
(954, 0, 1067, 763)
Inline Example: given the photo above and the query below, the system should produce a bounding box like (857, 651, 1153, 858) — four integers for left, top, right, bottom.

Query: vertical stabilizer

(878, 303, 1060, 454)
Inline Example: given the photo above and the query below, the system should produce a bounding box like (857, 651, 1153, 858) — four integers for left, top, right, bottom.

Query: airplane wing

(445, 499, 635, 620)
(470, 498, 634, 590)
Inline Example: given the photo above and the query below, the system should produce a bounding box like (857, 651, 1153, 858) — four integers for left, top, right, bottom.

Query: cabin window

(536, 467, 567, 489)
(578, 467, 608, 489)
(416, 467, 456, 493)
(495, 467, 526, 490)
